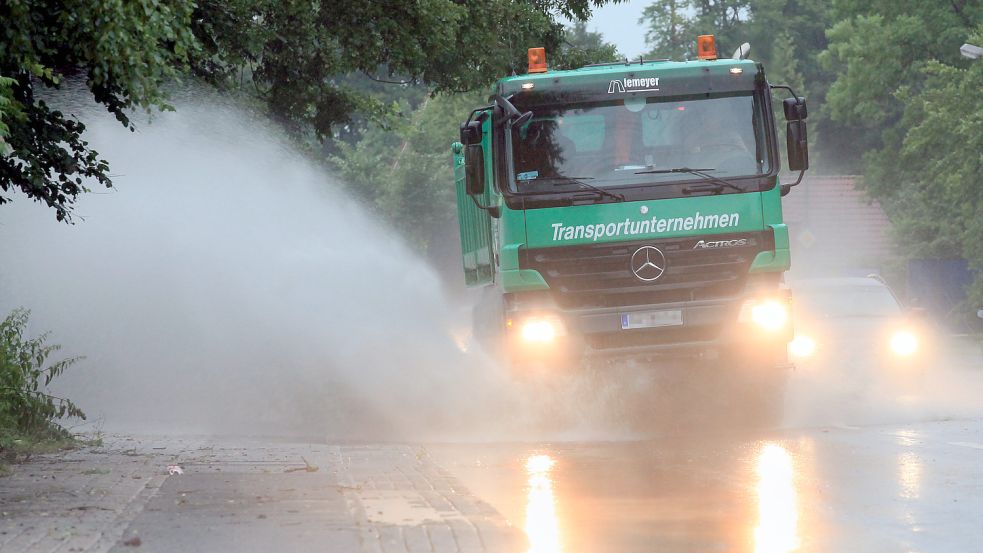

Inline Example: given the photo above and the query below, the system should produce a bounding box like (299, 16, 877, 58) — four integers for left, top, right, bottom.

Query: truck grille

(522, 232, 769, 309)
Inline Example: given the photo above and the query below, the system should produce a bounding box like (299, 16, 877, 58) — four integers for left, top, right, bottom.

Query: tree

(188, 0, 622, 140)
(641, 0, 692, 59)
(330, 22, 620, 268)
(870, 27, 983, 307)
(819, 1, 981, 172)
(0, 0, 197, 221)
(641, 0, 751, 60)
(817, 1, 982, 313)
(1, 0, 620, 221)
(557, 21, 622, 67)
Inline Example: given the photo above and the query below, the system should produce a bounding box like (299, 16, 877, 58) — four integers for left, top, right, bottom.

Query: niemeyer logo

(693, 238, 748, 249)
(607, 77, 660, 94)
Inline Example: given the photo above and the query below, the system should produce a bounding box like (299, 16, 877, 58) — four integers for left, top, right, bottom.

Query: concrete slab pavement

(0, 435, 522, 553)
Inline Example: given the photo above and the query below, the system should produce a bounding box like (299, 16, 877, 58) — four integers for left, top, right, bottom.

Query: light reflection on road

(427, 417, 983, 553)
(525, 454, 561, 553)
(898, 451, 922, 500)
(754, 443, 800, 553)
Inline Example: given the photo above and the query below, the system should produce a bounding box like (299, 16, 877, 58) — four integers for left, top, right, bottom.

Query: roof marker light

(528, 47, 548, 74)
(521, 82, 535, 90)
(697, 35, 718, 60)
(730, 67, 743, 74)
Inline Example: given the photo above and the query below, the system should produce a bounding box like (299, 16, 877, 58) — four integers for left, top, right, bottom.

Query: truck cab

(453, 38, 809, 374)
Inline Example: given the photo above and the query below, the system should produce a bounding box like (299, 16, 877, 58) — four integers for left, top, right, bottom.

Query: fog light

(750, 300, 789, 332)
(520, 318, 560, 344)
(788, 334, 816, 358)
(889, 330, 918, 356)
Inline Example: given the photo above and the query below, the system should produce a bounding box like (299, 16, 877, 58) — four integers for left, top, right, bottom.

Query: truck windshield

(508, 93, 770, 194)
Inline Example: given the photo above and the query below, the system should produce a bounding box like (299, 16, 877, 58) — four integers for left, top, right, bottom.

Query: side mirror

(465, 144, 485, 196)
(783, 96, 807, 121)
(772, 88, 808, 191)
(459, 120, 483, 145)
(786, 120, 809, 171)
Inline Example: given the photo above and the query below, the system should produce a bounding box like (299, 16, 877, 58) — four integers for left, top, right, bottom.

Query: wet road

(3, 346, 982, 552)
(429, 417, 983, 553)
(4, 417, 983, 552)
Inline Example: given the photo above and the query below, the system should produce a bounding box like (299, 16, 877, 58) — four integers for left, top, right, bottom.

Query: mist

(0, 94, 519, 440)
(0, 93, 659, 442)
(781, 176, 983, 429)
(2, 92, 978, 445)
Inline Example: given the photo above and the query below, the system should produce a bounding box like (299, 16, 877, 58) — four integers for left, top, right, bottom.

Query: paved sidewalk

(0, 435, 522, 553)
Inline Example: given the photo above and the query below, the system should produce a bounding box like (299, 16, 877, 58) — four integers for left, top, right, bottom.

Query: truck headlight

(739, 299, 790, 332)
(788, 334, 816, 358)
(516, 317, 565, 344)
(889, 330, 918, 357)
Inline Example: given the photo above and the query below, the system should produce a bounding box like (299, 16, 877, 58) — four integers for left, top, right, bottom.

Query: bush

(0, 308, 85, 450)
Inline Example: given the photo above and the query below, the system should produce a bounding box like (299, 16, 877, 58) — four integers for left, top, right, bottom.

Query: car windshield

(795, 284, 903, 318)
(508, 93, 770, 193)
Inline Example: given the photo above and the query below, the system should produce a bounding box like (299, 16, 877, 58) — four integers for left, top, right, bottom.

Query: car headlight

(739, 299, 790, 332)
(788, 334, 816, 358)
(889, 330, 918, 356)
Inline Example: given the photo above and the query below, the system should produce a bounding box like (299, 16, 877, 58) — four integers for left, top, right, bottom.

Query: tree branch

(361, 71, 413, 85)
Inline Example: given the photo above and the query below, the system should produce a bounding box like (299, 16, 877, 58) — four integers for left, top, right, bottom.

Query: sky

(583, 1, 651, 59)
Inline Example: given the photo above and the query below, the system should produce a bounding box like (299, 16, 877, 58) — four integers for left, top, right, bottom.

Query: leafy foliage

(641, 0, 751, 60)
(0, 0, 198, 221)
(817, 3, 983, 309)
(559, 21, 622, 67)
(187, 0, 620, 140)
(639, 0, 841, 166)
(1, 0, 619, 221)
(819, 1, 981, 172)
(330, 23, 621, 260)
(0, 308, 85, 450)
(868, 27, 983, 306)
(332, 92, 482, 259)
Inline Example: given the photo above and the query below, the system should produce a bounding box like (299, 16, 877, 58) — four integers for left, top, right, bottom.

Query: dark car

(788, 277, 931, 374)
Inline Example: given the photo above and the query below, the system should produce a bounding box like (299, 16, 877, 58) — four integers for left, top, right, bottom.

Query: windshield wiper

(533, 176, 625, 202)
(634, 166, 716, 175)
(634, 167, 744, 195)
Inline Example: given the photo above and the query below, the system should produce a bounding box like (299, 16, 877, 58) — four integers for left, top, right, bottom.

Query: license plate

(621, 310, 683, 330)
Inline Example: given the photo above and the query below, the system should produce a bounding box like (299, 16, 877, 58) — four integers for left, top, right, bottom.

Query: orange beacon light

(697, 35, 718, 60)
(528, 47, 548, 73)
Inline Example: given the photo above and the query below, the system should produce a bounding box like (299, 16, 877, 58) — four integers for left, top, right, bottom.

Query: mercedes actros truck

(453, 36, 810, 386)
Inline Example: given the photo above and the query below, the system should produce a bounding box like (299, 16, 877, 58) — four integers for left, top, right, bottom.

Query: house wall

(782, 175, 894, 276)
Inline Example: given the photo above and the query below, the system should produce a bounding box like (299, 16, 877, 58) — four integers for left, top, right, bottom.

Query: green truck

(452, 37, 809, 390)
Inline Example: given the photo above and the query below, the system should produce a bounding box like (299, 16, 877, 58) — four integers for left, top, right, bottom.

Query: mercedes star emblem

(630, 246, 667, 281)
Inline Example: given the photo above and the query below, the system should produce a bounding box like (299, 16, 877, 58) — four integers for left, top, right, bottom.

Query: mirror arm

(493, 94, 521, 119)
(493, 94, 534, 128)
(780, 169, 806, 196)
(769, 83, 800, 99)
(464, 106, 491, 127)
(469, 195, 501, 218)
